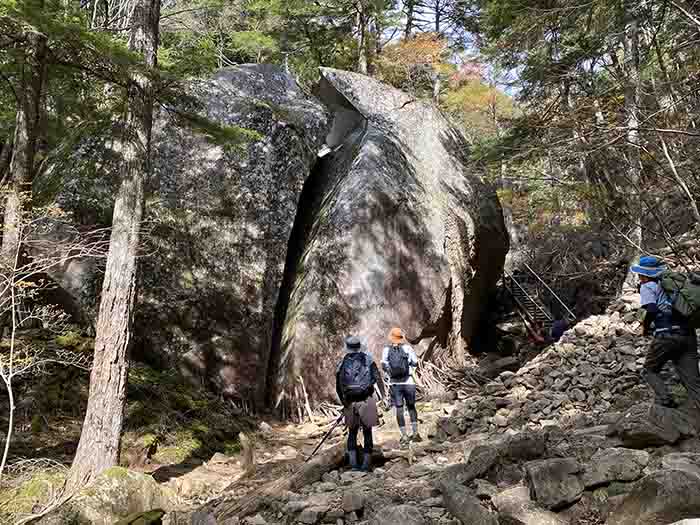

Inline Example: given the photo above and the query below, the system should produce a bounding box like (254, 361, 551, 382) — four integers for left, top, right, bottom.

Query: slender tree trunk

(404, 0, 415, 38)
(1, 11, 48, 264)
(356, 3, 368, 74)
(622, 0, 643, 253)
(68, 0, 160, 489)
(435, 0, 441, 33)
(0, 140, 12, 185)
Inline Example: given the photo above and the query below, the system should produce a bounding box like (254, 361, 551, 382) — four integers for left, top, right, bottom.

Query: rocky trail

(163, 293, 700, 525)
(29, 292, 700, 525)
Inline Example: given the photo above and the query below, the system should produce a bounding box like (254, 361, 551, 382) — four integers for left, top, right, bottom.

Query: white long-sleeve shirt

(381, 344, 418, 386)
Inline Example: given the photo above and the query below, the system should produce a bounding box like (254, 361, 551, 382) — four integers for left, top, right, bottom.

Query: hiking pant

(391, 384, 418, 428)
(344, 397, 376, 454)
(347, 425, 373, 454)
(643, 330, 700, 407)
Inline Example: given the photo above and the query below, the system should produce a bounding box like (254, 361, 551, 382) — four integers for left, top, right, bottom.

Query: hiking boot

(360, 452, 371, 472)
(411, 433, 423, 443)
(399, 435, 410, 449)
(348, 450, 359, 470)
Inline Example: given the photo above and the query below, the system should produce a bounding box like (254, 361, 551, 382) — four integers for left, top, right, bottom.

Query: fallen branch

(206, 442, 347, 520)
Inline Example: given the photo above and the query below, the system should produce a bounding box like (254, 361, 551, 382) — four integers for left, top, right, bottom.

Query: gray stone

(189, 512, 217, 525)
(298, 506, 329, 524)
(492, 485, 567, 525)
(283, 500, 309, 513)
(441, 484, 497, 525)
(316, 482, 338, 493)
(504, 432, 546, 461)
(342, 489, 365, 513)
(421, 497, 444, 507)
(438, 444, 499, 487)
(662, 453, 700, 477)
(611, 404, 682, 448)
(607, 469, 700, 525)
(582, 447, 649, 488)
(474, 479, 498, 499)
(341, 471, 367, 484)
(524, 458, 584, 510)
(325, 509, 344, 520)
(370, 505, 425, 525)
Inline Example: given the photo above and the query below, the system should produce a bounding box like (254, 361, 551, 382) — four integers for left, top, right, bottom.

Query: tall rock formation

(267, 69, 509, 405)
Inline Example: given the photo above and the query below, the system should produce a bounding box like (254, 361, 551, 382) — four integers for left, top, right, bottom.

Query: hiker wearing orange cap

(381, 327, 420, 448)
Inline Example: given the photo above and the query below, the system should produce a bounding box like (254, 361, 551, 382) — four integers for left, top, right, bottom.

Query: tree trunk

(1, 13, 48, 264)
(404, 0, 415, 38)
(0, 139, 12, 187)
(68, 0, 160, 489)
(435, 0, 442, 33)
(356, 4, 368, 75)
(623, 0, 643, 253)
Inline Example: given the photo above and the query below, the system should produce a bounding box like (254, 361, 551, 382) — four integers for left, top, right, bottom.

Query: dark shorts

(390, 384, 416, 408)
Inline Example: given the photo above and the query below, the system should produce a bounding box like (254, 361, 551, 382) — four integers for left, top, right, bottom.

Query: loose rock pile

(436, 307, 670, 439)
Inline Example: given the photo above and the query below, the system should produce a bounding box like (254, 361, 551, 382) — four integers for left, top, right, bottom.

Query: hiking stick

(305, 413, 344, 463)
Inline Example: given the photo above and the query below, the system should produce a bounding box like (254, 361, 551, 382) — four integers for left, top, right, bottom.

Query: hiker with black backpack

(336, 335, 386, 471)
(631, 256, 700, 409)
(381, 327, 420, 448)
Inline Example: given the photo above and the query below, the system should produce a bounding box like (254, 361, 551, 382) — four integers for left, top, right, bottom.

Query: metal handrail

(522, 262, 577, 321)
(504, 270, 553, 323)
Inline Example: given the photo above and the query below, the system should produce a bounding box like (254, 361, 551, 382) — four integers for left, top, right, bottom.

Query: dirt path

(154, 401, 451, 508)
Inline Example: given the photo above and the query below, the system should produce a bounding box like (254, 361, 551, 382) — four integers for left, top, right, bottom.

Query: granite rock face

(39, 64, 329, 405)
(270, 68, 508, 404)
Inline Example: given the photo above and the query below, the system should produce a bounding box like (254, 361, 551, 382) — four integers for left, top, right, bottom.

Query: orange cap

(388, 327, 405, 345)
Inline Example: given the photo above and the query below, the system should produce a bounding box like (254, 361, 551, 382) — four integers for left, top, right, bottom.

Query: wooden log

(206, 442, 347, 520)
(299, 375, 315, 424)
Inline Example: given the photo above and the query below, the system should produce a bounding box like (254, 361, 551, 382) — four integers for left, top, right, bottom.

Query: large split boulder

(37, 64, 329, 406)
(270, 68, 509, 404)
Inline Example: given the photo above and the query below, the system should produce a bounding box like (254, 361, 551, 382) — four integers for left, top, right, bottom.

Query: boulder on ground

(607, 468, 700, 525)
(438, 444, 499, 487)
(610, 404, 683, 448)
(524, 458, 583, 510)
(492, 485, 567, 525)
(370, 504, 425, 525)
(38, 468, 178, 525)
(662, 453, 700, 477)
(582, 447, 649, 488)
(441, 483, 497, 525)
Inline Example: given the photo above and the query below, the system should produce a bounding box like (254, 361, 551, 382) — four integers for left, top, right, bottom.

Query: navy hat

(345, 336, 361, 350)
(630, 255, 667, 278)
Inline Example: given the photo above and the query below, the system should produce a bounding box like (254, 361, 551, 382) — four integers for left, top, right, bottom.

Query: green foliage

(0, 467, 67, 523)
(229, 31, 279, 62)
(123, 364, 254, 465)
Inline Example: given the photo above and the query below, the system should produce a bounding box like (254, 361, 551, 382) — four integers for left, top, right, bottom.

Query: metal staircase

(504, 262, 576, 336)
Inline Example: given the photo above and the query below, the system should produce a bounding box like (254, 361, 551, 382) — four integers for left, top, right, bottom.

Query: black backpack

(339, 352, 372, 401)
(387, 344, 410, 381)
